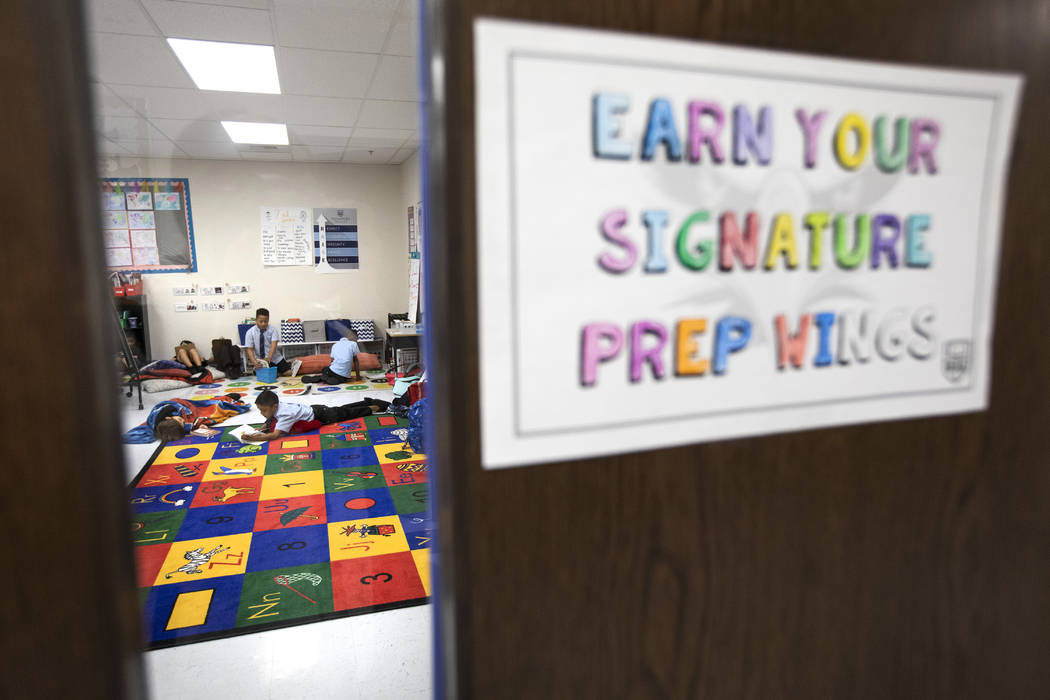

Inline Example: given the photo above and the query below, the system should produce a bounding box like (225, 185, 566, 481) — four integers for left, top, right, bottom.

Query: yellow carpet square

(153, 442, 218, 465)
(154, 532, 253, 586)
(374, 442, 426, 465)
(201, 456, 266, 481)
(259, 471, 325, 501)
(327, 516, 409, 561)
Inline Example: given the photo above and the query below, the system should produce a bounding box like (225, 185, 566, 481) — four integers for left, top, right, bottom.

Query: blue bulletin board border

(101, 177, 198, 274)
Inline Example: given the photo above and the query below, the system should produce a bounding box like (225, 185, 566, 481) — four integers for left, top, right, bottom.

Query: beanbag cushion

(141, 378, 189, 393)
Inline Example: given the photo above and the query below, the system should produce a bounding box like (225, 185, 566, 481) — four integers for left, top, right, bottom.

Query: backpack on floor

(211, 338, 242, 379)
(405, 397, 427, 455)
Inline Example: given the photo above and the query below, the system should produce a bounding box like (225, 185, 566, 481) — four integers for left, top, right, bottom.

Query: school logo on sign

(942, 340, 972, 383)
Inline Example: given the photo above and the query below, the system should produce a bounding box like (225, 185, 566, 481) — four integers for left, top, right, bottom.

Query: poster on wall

(474, 19, 1022, 469)
(261, 206, 312, 265)
(313, 207, 359, 273)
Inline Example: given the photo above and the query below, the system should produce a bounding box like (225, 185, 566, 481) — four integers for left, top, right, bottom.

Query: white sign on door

(474, 19, 1022, 469)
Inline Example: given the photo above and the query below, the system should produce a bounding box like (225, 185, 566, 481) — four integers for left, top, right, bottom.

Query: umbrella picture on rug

(280, 506, 319, 526)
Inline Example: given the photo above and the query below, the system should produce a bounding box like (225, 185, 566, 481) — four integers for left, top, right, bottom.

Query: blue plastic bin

(255, 366, 278, 383)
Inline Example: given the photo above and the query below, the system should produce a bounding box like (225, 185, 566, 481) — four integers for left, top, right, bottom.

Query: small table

(386, 328, 423, 374)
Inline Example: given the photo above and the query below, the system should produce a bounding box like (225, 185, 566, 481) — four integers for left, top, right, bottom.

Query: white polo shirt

(273, 401, 314, 433)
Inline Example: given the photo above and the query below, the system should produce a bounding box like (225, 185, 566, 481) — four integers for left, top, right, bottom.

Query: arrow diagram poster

(474, 19, 1022, 469)
(314, 207, 359, 273)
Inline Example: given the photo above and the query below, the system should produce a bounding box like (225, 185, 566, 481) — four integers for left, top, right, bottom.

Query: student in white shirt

(244, 390, 388, 441)
(244, 308, 292, 376)
(302, 329, 362, 384)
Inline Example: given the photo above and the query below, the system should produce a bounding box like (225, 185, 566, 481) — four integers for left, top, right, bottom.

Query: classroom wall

(102, 157, 418, 360)
(401, 149, 421, 210)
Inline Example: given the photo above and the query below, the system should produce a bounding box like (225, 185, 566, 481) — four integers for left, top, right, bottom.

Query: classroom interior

(89, 1, 431, 697)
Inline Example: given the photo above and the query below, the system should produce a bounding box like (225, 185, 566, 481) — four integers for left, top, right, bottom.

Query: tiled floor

(119, 379, 432, 700)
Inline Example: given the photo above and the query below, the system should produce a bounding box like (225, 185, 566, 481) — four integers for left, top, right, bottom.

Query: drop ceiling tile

(141, 0, 273, 44)
(113, 139, 187, 158)
(97, 115, 169, 141)
(390, 146, 417, 164)
(175, 0, 270, 7)
(355, 100, 418, 129)
(176, 141, 244, 159)
(282, 96, 362, 127)
(348, 127, 412, 148)
(238, 149, 293, 161)
(366, 54, 417, 100)
(276, 48, 378, 98)
(86, 0, 159, 36)
(402, 132, 420, 147)
(96, 138, 131, 156)
(205, 91, 286, 122)
(287, 125, 352, 147)
(273, 0, 397, 53)
(342, 147, 396, 164)
(383, 6, 417, 56)
(91, 34, 194, 88)
(92, 83, 138, 117)
(150, 118, 231, 142)
(291, 145, 346, 162)
(107, 85, 213, 120)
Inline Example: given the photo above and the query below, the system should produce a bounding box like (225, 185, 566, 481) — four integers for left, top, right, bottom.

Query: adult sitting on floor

(123, 393, 250, 444)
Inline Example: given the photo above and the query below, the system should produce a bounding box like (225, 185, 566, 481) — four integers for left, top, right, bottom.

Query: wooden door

(422, 0, 1050, 697)
(0, 1, 145, 697)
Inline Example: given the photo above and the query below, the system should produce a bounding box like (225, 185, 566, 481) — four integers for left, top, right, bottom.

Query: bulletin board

(100, 178, 197, 273)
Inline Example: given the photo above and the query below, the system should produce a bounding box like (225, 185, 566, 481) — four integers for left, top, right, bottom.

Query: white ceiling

(87, 0, 420, 164)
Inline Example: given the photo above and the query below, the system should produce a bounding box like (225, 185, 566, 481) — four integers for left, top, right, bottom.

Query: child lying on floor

(242, 389, 388, 442)
(123, 394, 250, 444)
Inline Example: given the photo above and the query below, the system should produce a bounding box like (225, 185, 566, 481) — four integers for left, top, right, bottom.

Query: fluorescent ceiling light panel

(222, 121, 289, 145)
(168, 38, 281, 94)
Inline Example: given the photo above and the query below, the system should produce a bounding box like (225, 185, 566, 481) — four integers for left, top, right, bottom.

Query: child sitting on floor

(243, 389, 388, 442)
(123, 393, 250, 443)
(302, 329, 362, 384)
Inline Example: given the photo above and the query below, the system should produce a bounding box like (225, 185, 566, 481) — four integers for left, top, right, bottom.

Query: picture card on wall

(174, 302, 198, 312)
(103, 211, 128, 229)
(203, 302, 226, 312)
(131, 229, 157, 248)
(173, 285, 197, 296)
(126, 191, 153, 210)
(225, 284, 249, 294)
(102, 192, 125, 211)
(105, 247, 133, 267)
(154, 192, 181, 210)
(104, 229, 130, 248)
(132, 247, 160, 266)
(230, 300, 252, 310)
(201, 285, 224, 295)
(128, 211, 156, 229)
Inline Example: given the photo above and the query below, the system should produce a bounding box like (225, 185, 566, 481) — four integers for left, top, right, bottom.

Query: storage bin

(255, 366, 278, 382)
(303, 320, 325, 342)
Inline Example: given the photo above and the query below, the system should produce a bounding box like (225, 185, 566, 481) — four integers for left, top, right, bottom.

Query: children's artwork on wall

(174, 302, 198, 312)
(154, 192, 181, 210)
(231, 300, 252, 310)
(101, 178, 197, 274)
(173, 285, 197, 296)
(313, 207, 359, 273)
(102, 192, 125, 211)
(103, 211, 128, 229)
(203, 302, 227, 312)
(226, 284, 249, 294)
(201, 286, 224, 295)
(126, 191, 153, 210)
(132, 247, 160, 266)
(104, 229, 130, 248)
(128, 211, 156, 229)
(106, 248, 133, 267)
